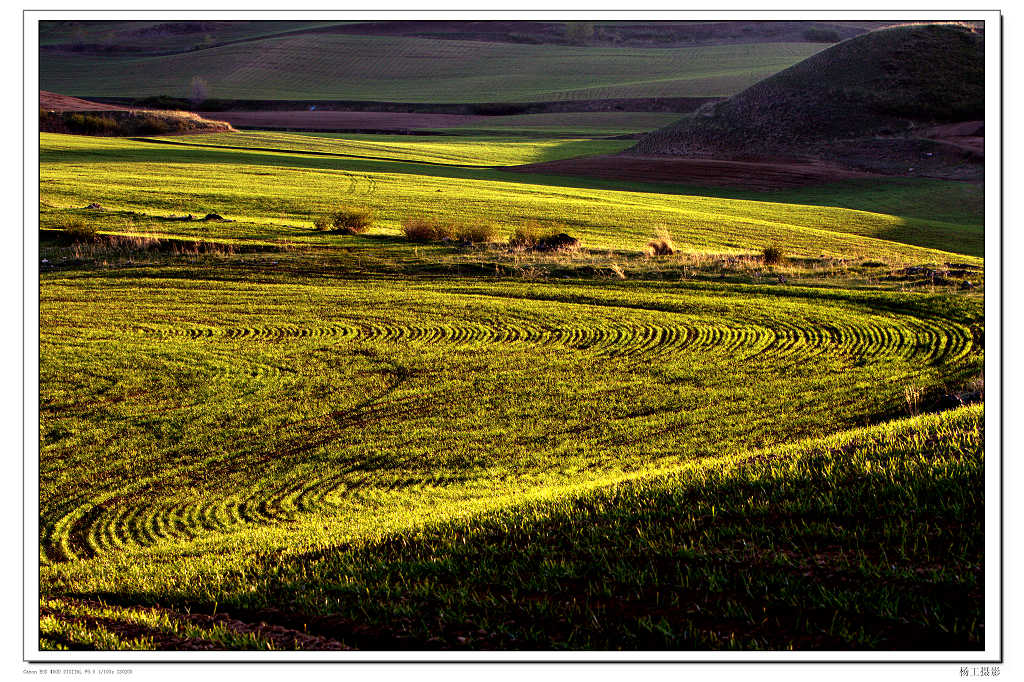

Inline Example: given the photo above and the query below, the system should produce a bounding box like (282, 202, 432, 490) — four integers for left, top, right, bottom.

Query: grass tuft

(456, 221, 498, 245)
(762, 245, 786, 265)
(402, 216, 455, 242)
(55, 215, 98, 243)
(647, 230, 676, 256)
(508, 221, 545, 250)
(315, 207, 374, 235)
(509, 221, 579, 252)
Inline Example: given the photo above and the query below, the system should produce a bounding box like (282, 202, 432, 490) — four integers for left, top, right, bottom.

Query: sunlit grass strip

(40, 133, 984, 258)
(149, 131, 633, 167)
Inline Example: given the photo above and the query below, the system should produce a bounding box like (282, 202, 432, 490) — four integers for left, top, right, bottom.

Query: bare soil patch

(504, 154, 878, 191)
(200, 110, 487, 132)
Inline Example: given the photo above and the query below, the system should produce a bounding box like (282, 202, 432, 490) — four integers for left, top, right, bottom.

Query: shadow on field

(58, 411, 984, 651)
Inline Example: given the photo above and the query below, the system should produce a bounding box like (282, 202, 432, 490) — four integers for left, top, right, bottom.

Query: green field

(40, 133, 985, 260)
(151, 130, 636, 166)
(39, 37, 825, 102)
(39, 129, 985, 651)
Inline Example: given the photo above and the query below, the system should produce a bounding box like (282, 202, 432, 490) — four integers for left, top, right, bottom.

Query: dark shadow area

(57, 407, 984, 650)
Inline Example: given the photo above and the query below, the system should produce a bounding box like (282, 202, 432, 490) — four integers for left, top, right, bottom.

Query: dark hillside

(40, 19, 903, 55)
(632, 23, 984, 164)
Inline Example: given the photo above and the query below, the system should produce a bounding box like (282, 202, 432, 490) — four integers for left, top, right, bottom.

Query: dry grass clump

(401, 216, 497, 245)
(509, 221, 579, 252)
(647, 229, 676, 256)
(56, 232, 244, 258)
(55, 215, 98, 242)
(402, 216, 456, 242)
(508, 221, 546, 250)
(455, 221, 498, 245)
(761, 245, 786, 265)
(314, 207, 374, 234)
(904, 385, 922, 416)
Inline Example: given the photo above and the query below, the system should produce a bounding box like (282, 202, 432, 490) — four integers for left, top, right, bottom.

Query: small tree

(70, 26, 87, 50)
(565, 22, 595, 44)
(189, 76, 210, 109)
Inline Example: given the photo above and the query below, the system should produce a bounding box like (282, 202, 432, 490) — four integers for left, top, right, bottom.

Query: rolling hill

(631, 23, 984, 177)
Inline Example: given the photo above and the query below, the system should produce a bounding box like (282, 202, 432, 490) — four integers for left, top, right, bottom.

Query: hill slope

(40, 19, 898, 54)
(631, 23, 984, 175)
(38, 35, 824, 103)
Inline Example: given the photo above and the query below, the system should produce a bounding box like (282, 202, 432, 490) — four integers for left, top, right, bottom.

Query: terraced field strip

(144, 131, 632, 167)
(39, 36, 826, 101)
(39, 273, 979, 564)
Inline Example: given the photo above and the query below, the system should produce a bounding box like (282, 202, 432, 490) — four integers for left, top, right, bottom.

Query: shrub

(56, 215, 98, 242)
(133, 114, 171, 135)
(402, 217, 436, 242)
(456, 221, 498, 245)
(401, 216, 455, 242)
(65, 113, 119, 135)
(565, 22, 595, 44)
(316, 207, 374, 234)
(647, 230, 676, 256)
(508, 221, 545, 249)
(536, 232, 581, 252)
(190, 76, 210, 109)
(509, 221, 580, 252)
(761, 245, 785, 265)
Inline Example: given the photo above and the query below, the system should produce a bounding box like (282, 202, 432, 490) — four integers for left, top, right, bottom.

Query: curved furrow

(46, 294, 980, 563)
(124, 314, 972, 367)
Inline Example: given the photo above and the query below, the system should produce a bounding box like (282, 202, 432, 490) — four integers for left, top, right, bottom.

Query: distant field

(39, 37, 825, 102)
(199, 110, 488, 132)
(428, 111, 684, 136)
(39, 20, 349, 53)
(198, 111, 684, 137)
